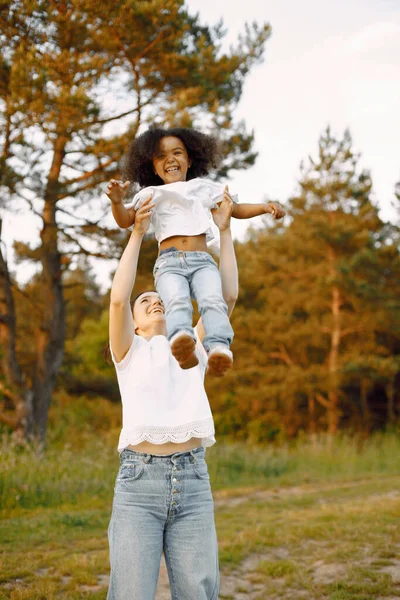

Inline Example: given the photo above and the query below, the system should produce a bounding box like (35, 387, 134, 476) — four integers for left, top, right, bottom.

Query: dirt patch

(312, 559, 347, 584)
(79, 573, 110, 592)
(213, 478, 399, 510)
(153, 550, 288, 599)
(218, 549, 292, 600)
(379, 560, 400, 584)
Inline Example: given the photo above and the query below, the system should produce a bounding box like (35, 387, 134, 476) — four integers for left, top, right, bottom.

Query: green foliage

(255, 559, 297, 577)
(68, 311, 110, 377)
(206, 128, 400, 439)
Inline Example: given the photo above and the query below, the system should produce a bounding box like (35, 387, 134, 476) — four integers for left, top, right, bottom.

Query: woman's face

(152, 136, 191, 185)
(132, 292, 165, 332)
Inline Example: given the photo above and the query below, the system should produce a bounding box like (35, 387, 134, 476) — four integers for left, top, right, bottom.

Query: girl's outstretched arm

(232, 201, 286, 220)
(109, 196, 154, 362)
(107, 179, 136, 228)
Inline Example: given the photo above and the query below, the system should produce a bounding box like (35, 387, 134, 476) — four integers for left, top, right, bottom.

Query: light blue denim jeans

(153, 248, 234, 353)
(107, 446, 219, 600)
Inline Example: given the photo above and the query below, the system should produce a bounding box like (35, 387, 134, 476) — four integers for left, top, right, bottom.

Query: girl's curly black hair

(123, 127, 221, 187)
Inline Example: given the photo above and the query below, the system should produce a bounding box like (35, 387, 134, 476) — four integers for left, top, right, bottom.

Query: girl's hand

(106, 180, 130, 205)
(212, 185, 233, 231)
(265, 202, 286, 220)
(133, 195, 154, 236)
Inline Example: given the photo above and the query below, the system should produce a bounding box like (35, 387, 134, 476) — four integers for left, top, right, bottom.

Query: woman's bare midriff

(159, 233, 208, 254)
(127, 437, 202, 455)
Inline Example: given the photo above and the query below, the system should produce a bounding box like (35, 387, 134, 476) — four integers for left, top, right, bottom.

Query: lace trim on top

(118, 417, 215, 450)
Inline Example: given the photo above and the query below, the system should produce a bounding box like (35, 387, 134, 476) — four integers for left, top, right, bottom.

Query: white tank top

(110, 330, 216, 452)
(125, 177, 238, 245)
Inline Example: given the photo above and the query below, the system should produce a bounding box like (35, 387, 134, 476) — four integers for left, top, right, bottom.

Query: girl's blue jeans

(107, 446, 219, 600)
(153, 248, 234, 353)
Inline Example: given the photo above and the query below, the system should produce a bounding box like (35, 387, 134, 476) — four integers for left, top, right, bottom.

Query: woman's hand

(212, 185, 233, 232)
(265, 202, 286, 220)
(133, 195, 154, 236)
(106, 180, 130, 205)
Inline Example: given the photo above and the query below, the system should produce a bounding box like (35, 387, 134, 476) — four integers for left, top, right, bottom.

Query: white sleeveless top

(125, 177, 238, 245)
(111, 329, 216, 452)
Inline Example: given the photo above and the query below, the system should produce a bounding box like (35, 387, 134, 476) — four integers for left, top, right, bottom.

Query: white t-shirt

(110, 329, 216, 452)
(125, 177, 238, 245)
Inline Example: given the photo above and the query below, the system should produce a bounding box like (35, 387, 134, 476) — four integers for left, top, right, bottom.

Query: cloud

(347, 20, 400, 64)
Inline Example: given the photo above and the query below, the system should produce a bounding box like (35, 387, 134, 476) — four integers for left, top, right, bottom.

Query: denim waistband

(120, 445, 204, 464)
(158, 247, 211, 259)
(159, 246, 178, 256)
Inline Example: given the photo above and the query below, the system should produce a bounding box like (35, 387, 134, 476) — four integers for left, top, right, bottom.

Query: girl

(107, 127, 285, 376)
(107, 195, 237, 599)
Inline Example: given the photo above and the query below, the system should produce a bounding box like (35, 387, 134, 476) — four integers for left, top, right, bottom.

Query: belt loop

(189, 450, 196, 463)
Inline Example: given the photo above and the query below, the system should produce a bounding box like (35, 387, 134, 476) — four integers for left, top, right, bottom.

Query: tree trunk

(0, 218, 29, 432)
(308, 393, 317, 438)
(327, 256, 341, 435)
(25, 136, 67, 443)
(386, 379, 396, 425)
(360, 378, 371, 433)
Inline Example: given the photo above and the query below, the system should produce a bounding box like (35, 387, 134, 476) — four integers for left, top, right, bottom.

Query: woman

(107, 190, 238, 600)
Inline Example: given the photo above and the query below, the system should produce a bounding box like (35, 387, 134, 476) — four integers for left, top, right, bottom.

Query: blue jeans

(154, 248, 234, 353)
(107, 447, 219, 600)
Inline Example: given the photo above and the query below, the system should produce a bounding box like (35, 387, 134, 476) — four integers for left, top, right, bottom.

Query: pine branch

(61, 158, 115, 187)
(268, 344, 296, 367)
(15, 191, 44, 221)
(61, 229, 117, 260)
(55, 205, 103, 226)
(0, 409, 19, 428)
(0, 380, 20, 406)
(88, 106, 139, 126)
(57, 177, 116, 200)
(340, 328, 359, 338)
(13, 285, 44, 317)
(315, 393, 331, 409)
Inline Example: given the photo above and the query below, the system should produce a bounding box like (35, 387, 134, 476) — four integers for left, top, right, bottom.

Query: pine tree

(207, 128, 400, 439)
(0, 0, 271, 442)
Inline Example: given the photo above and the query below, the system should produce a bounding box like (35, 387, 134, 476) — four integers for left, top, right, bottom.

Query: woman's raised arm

(195, 187, 238, 342)
(109, 196, 154, 362)
(216, 191, 238, 317)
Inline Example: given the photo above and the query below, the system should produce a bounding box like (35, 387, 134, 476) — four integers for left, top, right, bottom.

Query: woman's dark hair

(123, 127, 221, 187)
(103, 291, 157, 365)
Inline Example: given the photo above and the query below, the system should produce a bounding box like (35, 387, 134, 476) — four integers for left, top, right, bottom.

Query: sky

(1, 0, 400, 289)
(186, 0, 400, 223)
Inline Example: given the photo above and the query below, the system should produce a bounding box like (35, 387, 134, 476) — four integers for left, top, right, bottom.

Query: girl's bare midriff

(128, 437, 202, 455)
(159, 233, 208, 253)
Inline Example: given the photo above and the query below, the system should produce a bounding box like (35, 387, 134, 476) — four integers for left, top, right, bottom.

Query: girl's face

(152, 136, 191, 185)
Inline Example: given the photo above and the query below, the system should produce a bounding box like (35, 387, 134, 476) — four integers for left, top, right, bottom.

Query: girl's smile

(153, 136, 192, 184)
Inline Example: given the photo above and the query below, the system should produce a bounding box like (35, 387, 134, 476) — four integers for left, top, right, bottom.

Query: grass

(1, 432, 400, 599)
